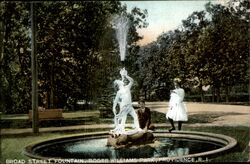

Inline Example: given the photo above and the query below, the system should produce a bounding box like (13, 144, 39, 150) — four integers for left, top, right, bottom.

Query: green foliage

(0, 1, 148, 114)
(136, 0, 249, 102)
(35, 2, 123, 109)
(0, 2, 31, 114)
(2, 0, 248, 113)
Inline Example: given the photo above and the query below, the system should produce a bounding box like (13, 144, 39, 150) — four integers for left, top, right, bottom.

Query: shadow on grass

(0, 111, 246, 129)
(0, 117, 100, 129)
(150, 111, 223, 124)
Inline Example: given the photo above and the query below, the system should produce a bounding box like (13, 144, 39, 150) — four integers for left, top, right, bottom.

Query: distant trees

(136, 0, 249, 102)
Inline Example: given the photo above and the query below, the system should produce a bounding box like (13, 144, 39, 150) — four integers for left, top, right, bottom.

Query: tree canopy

(135, 0, 249, 102)
(0, 0, 249, 114)
(0, 1, 148, 113)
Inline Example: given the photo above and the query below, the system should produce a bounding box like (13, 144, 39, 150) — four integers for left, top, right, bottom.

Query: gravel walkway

(1, 102, 249, 136)
(145, 102, 250, 127)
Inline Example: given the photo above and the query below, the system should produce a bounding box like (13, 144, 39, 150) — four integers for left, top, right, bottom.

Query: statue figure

(107, 68, 154, 148)
(111, 68, 141, 135)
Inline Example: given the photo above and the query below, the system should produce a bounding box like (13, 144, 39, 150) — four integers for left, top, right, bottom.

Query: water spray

(112, 14, 129, 68)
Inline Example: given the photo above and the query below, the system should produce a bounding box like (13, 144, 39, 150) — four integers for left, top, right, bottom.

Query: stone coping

(23, 130, 237, 163)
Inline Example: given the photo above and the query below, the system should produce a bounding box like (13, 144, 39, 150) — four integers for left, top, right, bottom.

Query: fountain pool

(24, 130, 237, 163)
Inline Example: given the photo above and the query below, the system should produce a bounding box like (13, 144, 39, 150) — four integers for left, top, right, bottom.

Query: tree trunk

(200, 86, 204, 102)
(50, 69, 54, 108)
(31, 3, 39, 133)
(49, 55, 55, 109)
(44, 92, 48, 109)
(212, 87, 215, 103)
(144, 90, 146, 100)
(225, 86, 229, 102)
(0, 13, 5, 112)
(0, 18, 4, 64)
(216, 87, 221, 103)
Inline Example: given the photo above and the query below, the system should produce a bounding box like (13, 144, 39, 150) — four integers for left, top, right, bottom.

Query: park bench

(28, 108, 63, 121)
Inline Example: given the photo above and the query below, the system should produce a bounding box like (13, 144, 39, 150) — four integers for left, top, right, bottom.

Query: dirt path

(1, 102, 249, 136)
(145, 102, 250, 127)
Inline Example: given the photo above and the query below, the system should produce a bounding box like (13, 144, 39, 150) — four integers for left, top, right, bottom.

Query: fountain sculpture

(23, 14, 238, 163)
(108, 15, 155, 148)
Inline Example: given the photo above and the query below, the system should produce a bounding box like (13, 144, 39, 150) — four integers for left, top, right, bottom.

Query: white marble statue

(111, 68, 141, 135)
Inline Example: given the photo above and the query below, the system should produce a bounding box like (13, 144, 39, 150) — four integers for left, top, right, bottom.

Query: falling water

(112, 15, 129, 61)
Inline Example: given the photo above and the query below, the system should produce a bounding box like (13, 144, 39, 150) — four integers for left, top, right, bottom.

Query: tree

(0, 1, 148, 113)
(35, 1, 123, 109)
(0, 2, 31, 113)
(135, 0, 249, 103)
(203, 1, 249, 102)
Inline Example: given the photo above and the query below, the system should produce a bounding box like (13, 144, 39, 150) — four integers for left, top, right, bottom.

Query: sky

(122, 0, 222, 45)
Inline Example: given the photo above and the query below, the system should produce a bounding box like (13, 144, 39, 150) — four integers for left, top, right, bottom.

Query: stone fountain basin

(23, 130, 237, 163)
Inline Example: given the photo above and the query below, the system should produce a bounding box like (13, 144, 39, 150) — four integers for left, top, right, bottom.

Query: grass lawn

(1, 133, 62, 162)
(1, 111, 249, 162)
(0, 111, 224, 129)
(185, 126, 249, 162)
(1, 126, 249, 163)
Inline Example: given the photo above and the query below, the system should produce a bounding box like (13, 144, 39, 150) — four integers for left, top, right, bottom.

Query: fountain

(107, 67, 155, 148)
(23, 14, 237, 162)
(109, 14, 155, 147)
(24, 131, 237, 163)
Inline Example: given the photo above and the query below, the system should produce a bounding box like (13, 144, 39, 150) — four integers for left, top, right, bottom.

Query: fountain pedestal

(107, 131, 155, 148)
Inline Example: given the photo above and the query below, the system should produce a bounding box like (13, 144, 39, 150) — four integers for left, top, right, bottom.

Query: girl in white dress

(166, 78, 188, 132)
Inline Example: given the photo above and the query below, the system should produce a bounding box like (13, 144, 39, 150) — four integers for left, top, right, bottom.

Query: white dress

(166, 88, 188, 121)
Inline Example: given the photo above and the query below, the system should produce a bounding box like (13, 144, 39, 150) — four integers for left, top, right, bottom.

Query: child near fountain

(166, 78, 188, 132)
